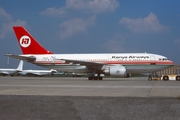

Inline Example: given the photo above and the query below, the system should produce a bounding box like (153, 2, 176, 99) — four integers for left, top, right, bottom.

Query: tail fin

(17, 60, 23, 71)
(13, 26, 53, 54)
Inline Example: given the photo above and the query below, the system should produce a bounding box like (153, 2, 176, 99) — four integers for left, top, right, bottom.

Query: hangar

(156, 65, 180, 76)
(149, 65, 180, 81)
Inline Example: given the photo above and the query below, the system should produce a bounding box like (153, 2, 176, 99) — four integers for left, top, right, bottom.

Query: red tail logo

(13, 26, 53, 54)
(20, 36, 31, 48)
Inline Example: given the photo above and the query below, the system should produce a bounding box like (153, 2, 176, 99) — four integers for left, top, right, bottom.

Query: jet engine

(103, 65, 127, 77)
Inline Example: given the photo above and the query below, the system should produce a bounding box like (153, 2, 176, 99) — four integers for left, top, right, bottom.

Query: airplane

(0, 60, 23, 76)
(6, 26, 174, 80)
(18, 69, 57, 77)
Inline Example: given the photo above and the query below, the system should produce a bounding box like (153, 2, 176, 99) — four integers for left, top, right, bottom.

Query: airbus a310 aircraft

(6, 26, 174, 80)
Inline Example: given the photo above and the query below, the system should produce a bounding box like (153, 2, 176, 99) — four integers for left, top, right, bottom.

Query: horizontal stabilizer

(5, 54, 36, 62)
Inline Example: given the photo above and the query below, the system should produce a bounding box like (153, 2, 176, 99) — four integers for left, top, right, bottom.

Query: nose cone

(168, 60, 174, 66)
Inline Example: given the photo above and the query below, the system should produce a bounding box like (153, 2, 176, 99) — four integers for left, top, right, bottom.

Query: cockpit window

(159, 58, 169, 60)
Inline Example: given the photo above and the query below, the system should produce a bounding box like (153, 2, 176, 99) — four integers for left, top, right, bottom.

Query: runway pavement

(0, 76, 180, 97)
(1, 76, 180, 119)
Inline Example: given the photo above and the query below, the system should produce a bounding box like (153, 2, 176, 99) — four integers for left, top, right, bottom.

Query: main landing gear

(88, 76, 103, 80)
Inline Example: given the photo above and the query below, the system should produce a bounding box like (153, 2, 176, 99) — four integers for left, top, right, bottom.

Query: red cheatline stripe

(32, 60, 174, 65)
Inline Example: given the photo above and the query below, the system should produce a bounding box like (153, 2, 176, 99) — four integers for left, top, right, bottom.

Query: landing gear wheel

(163, 76, 169, 81)
(176, 76, 180, 81)
(88, 76, 93, 80)
(88, 76, 103, 80)
(148, 77, 152, 81)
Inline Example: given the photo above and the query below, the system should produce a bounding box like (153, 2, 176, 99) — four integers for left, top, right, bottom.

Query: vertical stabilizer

(17, 60, 23, 71)
(13, 26, 53, 54)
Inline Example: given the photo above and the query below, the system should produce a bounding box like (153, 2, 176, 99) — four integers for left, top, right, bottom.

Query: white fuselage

(0, 69, 18, 75)
(21, 53, 174, 74)
(19, 70, 54, 76)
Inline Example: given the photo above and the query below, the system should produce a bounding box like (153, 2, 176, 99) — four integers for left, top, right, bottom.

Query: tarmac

(0, 76, 180, 97)
(0, 76, 180, 120)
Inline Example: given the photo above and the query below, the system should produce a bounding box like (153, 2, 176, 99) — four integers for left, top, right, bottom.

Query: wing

(61, 59, 104, 65)
(5, 54, 36, 62)
(60, 59, 105, 70)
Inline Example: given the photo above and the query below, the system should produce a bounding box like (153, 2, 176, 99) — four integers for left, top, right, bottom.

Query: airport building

(154, 65, 180, 76)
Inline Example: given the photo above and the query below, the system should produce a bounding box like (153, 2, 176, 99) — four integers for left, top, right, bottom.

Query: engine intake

(103, 65, 127, 77)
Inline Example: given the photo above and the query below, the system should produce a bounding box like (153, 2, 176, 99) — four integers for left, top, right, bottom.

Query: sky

(0, 0, 180, 69)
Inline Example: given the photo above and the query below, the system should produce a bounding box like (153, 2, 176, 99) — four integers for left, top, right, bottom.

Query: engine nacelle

(103, 65, 127, 77)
